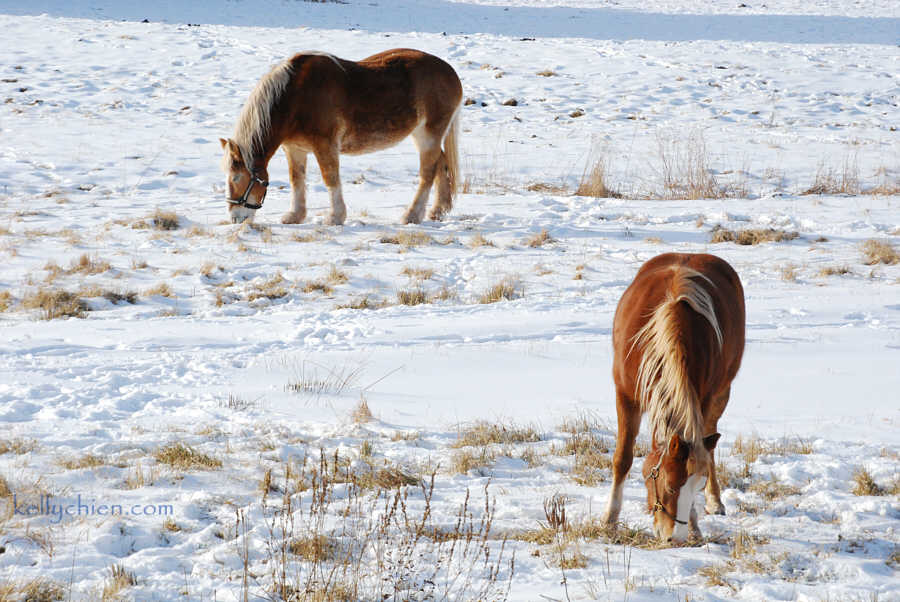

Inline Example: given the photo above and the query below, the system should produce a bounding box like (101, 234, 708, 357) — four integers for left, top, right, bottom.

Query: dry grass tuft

(327, 265, 349, 285)
(860, 239, 899, 265)
(0, 437, 38, 455)
(450, 447, 497, 474)
(780, 263, 799, 282)
(0, 578, 66, 602)
(524, 229, 555, 248)
(748, 474, 802, 500)
(469, 232, 496, 248)
(710, 226, 799, 245)
(60, 453, 105, 470)
(400, 266, 434, 281)
(351, 397, 375, 424)
(154, 442, 222, 470)
(0, 290, 12, 312)
(452, 420, 542, 448)
(817, 265, 853, 277)
(70, 253, 111, 275)
(802, 158, 860, 195)
(396, 288, 427, 306)
(20, 288, 88, 319)
(101, 564, 137, 601)
(657, 131, 721, 199)
(576, 156, 619, 198)
(851, 467, 885, 496)
(698, 563, 736, 591)
(144, 283, 174, 298)
(247, 273, 288, 301)
(379, 230, 433, 247)
(149, 208, 180, 230)
(336, 296, 386, 310)
(536, 69, 558, 77)
(289, 535, 338, 562)
(478, 277, 523, 304)
(303, 280, 334, 295)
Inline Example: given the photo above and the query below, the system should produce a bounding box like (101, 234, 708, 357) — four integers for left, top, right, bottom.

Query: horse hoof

(706, 503, 726, 516)
(427, 211, 444, 222)
(281, 212, 305, 225)
(402, 213, 422, 225)
(326, 215, 345, 226)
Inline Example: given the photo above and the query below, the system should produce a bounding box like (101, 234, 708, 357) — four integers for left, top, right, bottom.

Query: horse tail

(632, 267, 723, 448)
(443, 105, 461, 198)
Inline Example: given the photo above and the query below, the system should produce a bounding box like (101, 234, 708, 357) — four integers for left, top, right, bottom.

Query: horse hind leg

(428, 151, 452, 222)
(282, 145, 308, 224)
(404, 126, 441, 224)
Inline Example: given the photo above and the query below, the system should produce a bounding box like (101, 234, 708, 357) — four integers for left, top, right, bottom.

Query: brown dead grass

(452, 421, 542, 448)
(478, 277, 522, 304)
(710, 226, 799, 245)
(396, 288, 427, 306)
(20, 288, 88, 319)
(524, 229, 555, 248)
(154, 442, 222, 470)
(379, 231, 433, 247)
(851, 467, 885, 496)
(144, 283, 174, 298)
(469, 232, 496, 248)
(860, 239, 899, 265)
(247, 273, 288, 301)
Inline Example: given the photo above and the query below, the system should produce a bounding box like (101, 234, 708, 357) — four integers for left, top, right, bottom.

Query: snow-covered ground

(0, 1, 898, 600)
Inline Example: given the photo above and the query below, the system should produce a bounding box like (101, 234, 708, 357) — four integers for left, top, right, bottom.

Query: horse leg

(404, 126, 441, 224)
(282, 145, 308, 224)
(703, 388, 730, 516)
(428, 151, 452, 222)
(603, 389, 641, 526)
(313, 144, 346, 226)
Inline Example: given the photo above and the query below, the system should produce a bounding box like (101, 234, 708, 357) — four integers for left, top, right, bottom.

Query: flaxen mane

(631, 267, 723, 448)
(231, 59, 295, 167)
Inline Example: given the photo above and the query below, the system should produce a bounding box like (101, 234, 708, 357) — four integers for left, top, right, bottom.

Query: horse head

(220, 138, 269, 224)
(642, 432, 720, 543)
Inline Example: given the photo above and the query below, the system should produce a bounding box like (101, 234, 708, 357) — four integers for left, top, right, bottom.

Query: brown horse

(219, 49, 462, 225)
(602, 253, 745, 544)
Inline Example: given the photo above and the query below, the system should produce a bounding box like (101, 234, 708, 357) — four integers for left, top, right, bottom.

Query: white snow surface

(1, 0, 898, 600)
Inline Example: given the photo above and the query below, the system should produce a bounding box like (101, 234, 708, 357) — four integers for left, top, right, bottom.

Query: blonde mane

(631, 267, 723, 448)
(232, 59, 295, 167)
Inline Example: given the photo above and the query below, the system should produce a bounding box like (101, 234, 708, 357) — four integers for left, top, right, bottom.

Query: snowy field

(1, 0, 898, 600)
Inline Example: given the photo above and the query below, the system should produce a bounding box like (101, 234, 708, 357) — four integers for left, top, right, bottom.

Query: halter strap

(645, 451, 688, 526)
(228, 169, 268, 210)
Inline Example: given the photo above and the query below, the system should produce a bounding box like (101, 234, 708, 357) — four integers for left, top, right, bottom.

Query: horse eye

(232, 175, 241, 183)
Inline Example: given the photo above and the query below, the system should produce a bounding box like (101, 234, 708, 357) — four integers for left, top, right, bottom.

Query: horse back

(613, 253, 745, 407)
(279, 49, 461, 154)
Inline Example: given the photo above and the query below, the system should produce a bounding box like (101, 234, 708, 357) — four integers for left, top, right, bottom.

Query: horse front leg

(703, 388, 730, 516)
(603, 389, 641, 527)
(314, 144, 346, 226)
(282, 145, 308, 224)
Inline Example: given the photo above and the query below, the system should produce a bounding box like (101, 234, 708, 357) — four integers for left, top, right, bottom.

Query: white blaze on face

(671, 474, 707, 542)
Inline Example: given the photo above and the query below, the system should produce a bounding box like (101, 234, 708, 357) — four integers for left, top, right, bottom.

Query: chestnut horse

(220, 49, 462, 225)
(603, 253, 745, 543)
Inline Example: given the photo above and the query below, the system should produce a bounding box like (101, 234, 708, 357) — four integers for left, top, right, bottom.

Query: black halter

(646, 454, 688, 526)
(228, 169, 268, 210)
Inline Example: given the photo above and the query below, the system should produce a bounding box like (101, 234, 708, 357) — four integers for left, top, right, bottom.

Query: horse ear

(703, 433, 721, 451)
(221, 138, 242, 164)
(668, 434, 681, 456)
(669, 434, 691, 459)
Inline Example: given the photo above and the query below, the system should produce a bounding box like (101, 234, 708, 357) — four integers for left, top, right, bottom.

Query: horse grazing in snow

(603, 253, 745, 544)
(220, 49, 462, 225)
